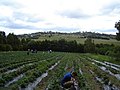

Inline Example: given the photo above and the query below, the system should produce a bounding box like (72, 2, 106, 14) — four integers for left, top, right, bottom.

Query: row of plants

(0, 53, 59, 74)
(36, 53, 77, 90)
(35, 53, 120, 90)
(9, 57, 61, 90)
(81, 55, 120, 89)
(73, 57, 90, 90)
(0, 51, 33, 67)
(0, 51, 56, 68)
(0, 52, 61, 87)
(36, 53, 120, 90)
(78, 56, 103, 90)
(85, 56, 120, 81)
(45, 55, 71, 90)
(0, 52, 119, 90)
(36, 53, 102, 90)
(35, 53, 88, 90)
(90, 58, 120, 74)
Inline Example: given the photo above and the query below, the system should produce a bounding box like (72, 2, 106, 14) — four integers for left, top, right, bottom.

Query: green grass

(0, 51, 120, 89)
(85, 53, 120, 65)
(33, 34, 120, 46)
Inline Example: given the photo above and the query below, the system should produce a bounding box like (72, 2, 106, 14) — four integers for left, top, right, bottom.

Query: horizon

(3, 30, 116, 36)
(0, 0, 119, 35)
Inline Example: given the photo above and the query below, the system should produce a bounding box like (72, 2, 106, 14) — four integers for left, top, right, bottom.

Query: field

(34, 34, 120, 46)
(0, 51, 120, 90)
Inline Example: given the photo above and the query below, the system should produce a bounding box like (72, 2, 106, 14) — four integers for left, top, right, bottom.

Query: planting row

(0, 52, 63, 89)
(0, 51, 58, 68)
(0, 53, 59, 74)
(79, 55, 120, 89)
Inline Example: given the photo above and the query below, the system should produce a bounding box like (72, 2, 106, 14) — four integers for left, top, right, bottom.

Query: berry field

(0, 51, 120, 90)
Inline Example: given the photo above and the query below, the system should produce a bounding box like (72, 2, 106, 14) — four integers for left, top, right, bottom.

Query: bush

(0, 44, 12, 51)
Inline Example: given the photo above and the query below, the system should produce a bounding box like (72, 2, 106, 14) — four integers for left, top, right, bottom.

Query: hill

(18, 31, 116, 39)
(17, 31, 120, 45)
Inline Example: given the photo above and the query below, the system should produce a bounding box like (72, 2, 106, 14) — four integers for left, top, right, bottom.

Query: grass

(85, 53, 120, 65)
(0, 51, 120, 89)
(33, 34, 120, 46)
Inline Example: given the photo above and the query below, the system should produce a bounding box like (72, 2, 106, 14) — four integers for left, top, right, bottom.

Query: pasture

(0, 51, 120, 90)
(34, 34, 120, 46)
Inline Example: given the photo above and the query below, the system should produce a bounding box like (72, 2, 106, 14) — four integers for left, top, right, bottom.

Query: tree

(0, 31, 6, 44)
(95, 44, 114, 55)
(84, 38, 95, 53)
(7, 33, 20, 50)
(114, 21, 120, 61)
(115, 20, 120, 40)
(109, 46, 120, 61)
(20, 38, 28, 50)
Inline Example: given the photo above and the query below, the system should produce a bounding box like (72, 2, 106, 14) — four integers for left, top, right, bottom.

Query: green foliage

(109, 46, 120, 61)
(26, 39, 84, 53)
(115, 20, 120, 40)
(0, 32, 23, 51)
(0, 44, 12, 51)
(0, 31, 6, 44)
(95, 44, 114, 55)
(84, 38, 95, 53)
(0, 52, 120, 90)
(7, 33, 20, 50)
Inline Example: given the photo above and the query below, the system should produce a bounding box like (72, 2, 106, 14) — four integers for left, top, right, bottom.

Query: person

(27, 49, 30, 55)
(61, 71, 77, 89)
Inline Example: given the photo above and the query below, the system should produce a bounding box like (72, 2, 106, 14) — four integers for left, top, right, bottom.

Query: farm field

(0, 51, 120, 90)
(34, 34, 120, 46)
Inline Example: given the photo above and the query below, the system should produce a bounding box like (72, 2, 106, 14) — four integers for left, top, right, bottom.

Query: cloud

(0, 20, 39, 30)
(0, 0, 119, 35)
(58, 9, 91, 19)
(0, 16, 41, 30)
(100, 1, 120, 15)
(93, 29, 118, 35)
(0, 0, 23, 9)
(0, 8, 44, 30)
(50, 26, 80, 32)
(13, 12, 44, 23)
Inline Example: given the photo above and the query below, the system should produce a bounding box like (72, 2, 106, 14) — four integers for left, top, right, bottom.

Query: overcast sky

(0, 0, 120, 35)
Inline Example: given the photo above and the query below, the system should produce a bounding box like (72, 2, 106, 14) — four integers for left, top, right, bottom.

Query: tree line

(0, 31, 120, 60)
(115, 20, 120, 40)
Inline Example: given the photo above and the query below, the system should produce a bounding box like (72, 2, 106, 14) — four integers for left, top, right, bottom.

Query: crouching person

(61, 71, 77, 90)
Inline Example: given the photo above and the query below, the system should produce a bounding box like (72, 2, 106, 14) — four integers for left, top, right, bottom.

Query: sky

(0, 0, 120, 35)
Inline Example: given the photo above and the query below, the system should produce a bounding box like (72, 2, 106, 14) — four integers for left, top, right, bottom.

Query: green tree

(7, 33, 20, 50)
(20, 38, 28, 50)
(109, 46, 120, 61)
(0, 44, 12, 51)
(115, 20, 120, 40)
(27, 40, 39, 50)
(84, 38, 95, 53)
(0, 31, 6, 44)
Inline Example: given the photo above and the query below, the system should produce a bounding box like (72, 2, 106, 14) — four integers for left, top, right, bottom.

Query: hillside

(18, 31, 116, 39)
(17, 31, 120, 45)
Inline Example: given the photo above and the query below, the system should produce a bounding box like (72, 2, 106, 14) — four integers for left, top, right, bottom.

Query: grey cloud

(45, 23, 54, 25)
(4, 23, 38, 30)
(94, 29, 117, 34)
(0, 16, 80, 32)
(56, 27, 79, 31)
(59, 10, 91, 19)
(13, 12, 44, 23)
(0, 0, 23, 8)
(0, 16, 49, 30)
(49, 26, 80, 32)
(0, 18, 39, 30)
(0, 12, 44, 30)
(100, 2, 120, 15)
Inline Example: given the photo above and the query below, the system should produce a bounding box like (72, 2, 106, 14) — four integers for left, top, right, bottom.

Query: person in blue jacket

(61, 71, 77, 89)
